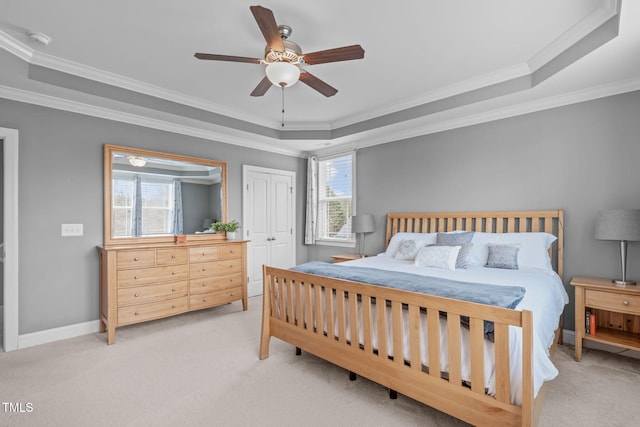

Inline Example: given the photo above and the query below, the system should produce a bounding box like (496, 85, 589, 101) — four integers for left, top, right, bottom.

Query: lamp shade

(265, 62, 300, 87)
(594, 209, 640, 241)
(352, 214, 375, 234)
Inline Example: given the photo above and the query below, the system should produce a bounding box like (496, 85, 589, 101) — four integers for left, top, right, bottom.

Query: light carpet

(1, 296, 639, 427)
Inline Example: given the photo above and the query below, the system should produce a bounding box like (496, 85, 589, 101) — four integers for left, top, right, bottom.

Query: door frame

(1, 127, 19, 352)
(242, 165, 296, 296)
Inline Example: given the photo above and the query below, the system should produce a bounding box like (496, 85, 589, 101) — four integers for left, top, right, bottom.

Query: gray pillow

(485, 244, 519, 269)
(436, 231, 474, 245)
(436, 233, 474, 268)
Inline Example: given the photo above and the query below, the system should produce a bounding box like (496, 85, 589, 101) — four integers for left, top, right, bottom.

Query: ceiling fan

(194, 5, 365, 97)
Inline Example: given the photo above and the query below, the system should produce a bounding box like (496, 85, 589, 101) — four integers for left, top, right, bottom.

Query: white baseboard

(17, 320, 101, 350)
(561, 329, 640, 360)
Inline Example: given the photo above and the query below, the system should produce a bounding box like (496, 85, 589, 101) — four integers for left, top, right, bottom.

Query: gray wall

(0, 98, 306, 335)
(310, 90, 640, 331)
(3, 89, 640, 336)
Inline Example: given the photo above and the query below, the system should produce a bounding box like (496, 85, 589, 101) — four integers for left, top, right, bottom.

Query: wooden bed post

(259, 265, 272, 360)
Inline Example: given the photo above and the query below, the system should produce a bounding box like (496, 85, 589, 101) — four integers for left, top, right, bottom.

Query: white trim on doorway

(1, 127, 19, 352)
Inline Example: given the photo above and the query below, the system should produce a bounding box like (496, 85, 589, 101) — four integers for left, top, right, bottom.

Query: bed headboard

(385, 210, 564, 279)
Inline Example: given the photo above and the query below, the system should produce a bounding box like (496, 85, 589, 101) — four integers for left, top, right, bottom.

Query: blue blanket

(290, 261, 526, 339)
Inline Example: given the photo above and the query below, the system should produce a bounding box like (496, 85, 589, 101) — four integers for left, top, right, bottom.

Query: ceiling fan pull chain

(281, 84, 285, 127)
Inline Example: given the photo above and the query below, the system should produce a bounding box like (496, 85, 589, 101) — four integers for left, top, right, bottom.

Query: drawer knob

(171, 255, 176, 259)
(201, 268, 206, 272)
(172, 305, 176, 309)
(134, 276, 140, 280)
(134, 257, 139, 261)
(202, 298, 206, 303)
(202, 283, 206, 287)
(172, 288, 176, 292)
(202, 252, 205, 256)
(134, 293, 140, 297)
(624, 300, 630, 305)
(134, 311, 140, 316)
(171, 271, 177, 275)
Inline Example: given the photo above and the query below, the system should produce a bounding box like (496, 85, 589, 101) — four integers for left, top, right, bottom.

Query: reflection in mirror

(104, 145, 227, 244)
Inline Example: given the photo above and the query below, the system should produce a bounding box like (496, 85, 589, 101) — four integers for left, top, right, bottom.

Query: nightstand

(571, 276, 640, 361)
(331, 253, 368, 263)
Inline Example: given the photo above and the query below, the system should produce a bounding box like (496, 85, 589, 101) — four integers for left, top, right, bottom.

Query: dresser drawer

(118, 296, 188, 325)
(189, 246, 219, 263)
(585, 289, 640, 316)
(218, 244, 242, 260)
(189, 287, 242, 310)
(189, 258, 242, 279)
(117, 264, 189, 287)
(190, 273, 243, 294)
(117, 250, 155, 269)
(156, 248, 188, 265)
(117, 280, 188, 306)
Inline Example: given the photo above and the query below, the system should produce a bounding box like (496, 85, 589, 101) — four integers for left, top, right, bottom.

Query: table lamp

(594, 209, 640, 285)
(352, 214, 375, 257)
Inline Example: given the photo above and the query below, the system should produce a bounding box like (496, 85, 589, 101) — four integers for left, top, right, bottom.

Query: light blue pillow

(485, 244, 519, 269)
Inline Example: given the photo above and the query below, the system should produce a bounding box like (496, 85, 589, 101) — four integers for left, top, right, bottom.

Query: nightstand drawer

(585, 289, 640, 316)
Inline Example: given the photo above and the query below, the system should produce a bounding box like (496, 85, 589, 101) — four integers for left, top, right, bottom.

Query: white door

(243, 166, 295, 297)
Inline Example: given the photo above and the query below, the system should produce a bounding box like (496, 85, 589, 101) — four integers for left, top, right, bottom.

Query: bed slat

(392, 301, 404, 366)
(470, 317, 485, 394)
(408, 304, 421, 371)
(427, 308, 440, 378)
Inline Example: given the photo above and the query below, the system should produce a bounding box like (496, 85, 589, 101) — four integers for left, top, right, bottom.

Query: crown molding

(0, 1, 621, 136)
(0, 30, 33, 62)
(527, 0, 621, 72)
(312, 77, 640, 157)
(330, 63, 532, 129)
(331, 0, 622, 130)
(0, 84, 306, 158)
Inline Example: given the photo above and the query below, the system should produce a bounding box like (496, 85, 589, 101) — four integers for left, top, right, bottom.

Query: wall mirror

(103, 144, 227, 245)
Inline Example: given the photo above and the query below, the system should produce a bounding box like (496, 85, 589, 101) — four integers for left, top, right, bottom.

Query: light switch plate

(61, 224, 83, 236)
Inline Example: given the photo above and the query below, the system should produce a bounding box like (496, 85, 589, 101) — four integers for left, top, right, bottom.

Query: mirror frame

(103, 144, 228, 246)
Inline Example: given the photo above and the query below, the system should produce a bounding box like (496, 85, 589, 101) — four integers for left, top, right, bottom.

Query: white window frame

(111, 174, 176, 237)
(315, 151, 356, 248)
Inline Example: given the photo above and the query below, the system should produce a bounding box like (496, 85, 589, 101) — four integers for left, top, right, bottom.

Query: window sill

(315, 239, 356, 248)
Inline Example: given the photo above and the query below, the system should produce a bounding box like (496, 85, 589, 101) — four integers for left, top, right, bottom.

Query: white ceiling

(1, 0, 639, 156)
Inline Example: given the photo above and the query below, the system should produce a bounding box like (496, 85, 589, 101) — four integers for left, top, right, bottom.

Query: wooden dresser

(99, 240, 247, 344)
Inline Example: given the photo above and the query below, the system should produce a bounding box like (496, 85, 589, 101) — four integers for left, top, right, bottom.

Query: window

(140, 180, 175, 235)
(112, 177, 134, 237)
(317, 153, 354, 244)
(111, 176, 177, 237)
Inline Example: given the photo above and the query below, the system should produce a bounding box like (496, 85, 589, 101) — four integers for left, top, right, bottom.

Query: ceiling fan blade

(299, 72, 338, 97)
(249, 5, 285, 52)
(194, 53, 261, 64)
(250, 76, 272, 97)
(302, 45, 365, 65)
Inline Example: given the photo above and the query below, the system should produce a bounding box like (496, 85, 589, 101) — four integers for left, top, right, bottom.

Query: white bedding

(333, 254, 569, 405)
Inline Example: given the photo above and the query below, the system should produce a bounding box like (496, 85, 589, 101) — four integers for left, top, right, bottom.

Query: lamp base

(613, 279, 636, 286)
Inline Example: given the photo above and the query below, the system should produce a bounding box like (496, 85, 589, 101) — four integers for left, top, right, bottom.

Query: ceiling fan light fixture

(127, 156, 147, 167)
(265, 61, 300, 87)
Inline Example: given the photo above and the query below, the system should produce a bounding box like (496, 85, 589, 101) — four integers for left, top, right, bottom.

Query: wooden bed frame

(260, 210, 564, 427)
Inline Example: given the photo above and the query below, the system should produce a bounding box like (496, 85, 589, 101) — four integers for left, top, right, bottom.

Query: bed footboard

(260, 265, 538, 427)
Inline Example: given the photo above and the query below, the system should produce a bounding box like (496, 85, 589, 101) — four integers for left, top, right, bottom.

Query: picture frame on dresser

(98, 145, 248, 344)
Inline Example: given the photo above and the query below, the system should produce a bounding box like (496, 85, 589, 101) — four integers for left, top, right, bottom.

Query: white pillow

(414, 245, 461, 270)
(394, 239, 429, 260)
(469, 232, 557, 270)
(385, 232, 437, 256)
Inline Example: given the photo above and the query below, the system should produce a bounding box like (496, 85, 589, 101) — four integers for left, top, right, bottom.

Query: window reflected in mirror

(104, 145, 227, 245)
